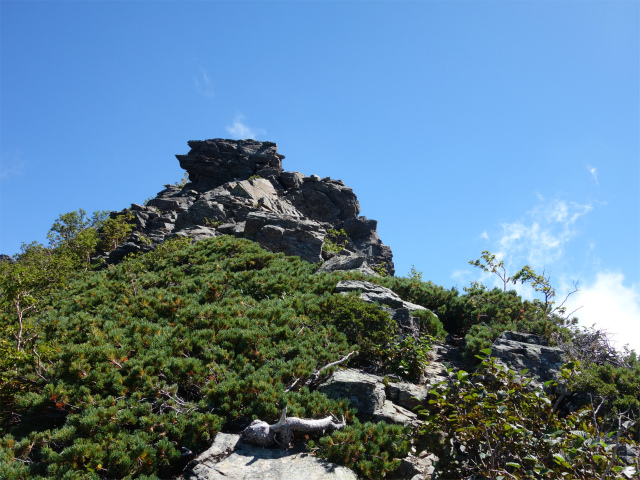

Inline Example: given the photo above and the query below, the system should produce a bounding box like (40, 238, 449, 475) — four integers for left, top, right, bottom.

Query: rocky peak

(105, 139, 395, 275)
(177, 138, 284, 191)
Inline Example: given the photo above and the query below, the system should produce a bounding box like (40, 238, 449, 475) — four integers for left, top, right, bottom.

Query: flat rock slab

(492, 331, 565, 385)
(185, 433, 357, 480)
(335, 280, 426, 312)
(317, 368, 386, 417)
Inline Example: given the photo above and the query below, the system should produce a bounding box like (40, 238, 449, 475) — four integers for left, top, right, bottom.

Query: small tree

(47, 209, 109, 268)
(99, 212, 135, 252)
(470, 250, 579, 319)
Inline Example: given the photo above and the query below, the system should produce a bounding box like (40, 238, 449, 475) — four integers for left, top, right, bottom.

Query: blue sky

(1, 1, 639, 351)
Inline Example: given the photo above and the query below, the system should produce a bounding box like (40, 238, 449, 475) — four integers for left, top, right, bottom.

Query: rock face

(106, 139, 394, 274)
(184, 432, 358, 480)
(317, 368, 421, 428)
(491, 331, 565, 385)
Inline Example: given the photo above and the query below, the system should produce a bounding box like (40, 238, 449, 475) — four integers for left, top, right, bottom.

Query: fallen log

(242, 407, 346, 447)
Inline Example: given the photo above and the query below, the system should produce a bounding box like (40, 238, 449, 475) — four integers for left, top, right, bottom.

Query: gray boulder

(317, 369, 386, 417)
(317, 369, 422, 428)
(0, 254, 15, 264)
(491, 331, 565, 385)
(373, 400, 420, 428)
(316, 251, 379, 276)
(244, 212, 326, 264)
(386, 381, 431, 412)
(171, 226, 218, 242)
(177, 139, 284, 190)
(388, 450, 438, 480)
(335, 280, 426, 312)
(185, 432, 357, 480)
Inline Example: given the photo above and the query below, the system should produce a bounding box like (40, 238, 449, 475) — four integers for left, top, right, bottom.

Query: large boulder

(316, 251, 379, 276)
(317, 369, 421, 427)
(334, 280, 426, 312)
(491, 331, 565, 385)
(184, 432, 357, 480)
(317, 369, 386, 417)
(177, 139, 284, 190)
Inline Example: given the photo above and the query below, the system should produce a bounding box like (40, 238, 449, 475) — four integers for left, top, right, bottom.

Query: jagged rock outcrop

(317, 368, 420, 428)
(105, 139, 394, 274)
(0, 254, 15, 264)
(184, 432, 358, 480)
(491, 331, 565, 386)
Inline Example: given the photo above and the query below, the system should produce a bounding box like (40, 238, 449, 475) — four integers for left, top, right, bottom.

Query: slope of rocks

(106, 138, 394, 274)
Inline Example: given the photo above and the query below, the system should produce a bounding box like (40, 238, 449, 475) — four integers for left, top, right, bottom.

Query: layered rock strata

(106, 139, 394, 274)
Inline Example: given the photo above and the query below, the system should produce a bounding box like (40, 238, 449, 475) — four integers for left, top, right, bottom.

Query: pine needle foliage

(0, 236, 417, 479)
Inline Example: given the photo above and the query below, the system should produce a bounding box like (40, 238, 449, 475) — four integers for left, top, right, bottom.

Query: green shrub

(385, 335, 434, 381)
(419, 353, 639, 479)
(313, 419, 411, 479)
(412, 308, 446, 341)
(323, 292, 398, 368)
(323, 228, 349, 253)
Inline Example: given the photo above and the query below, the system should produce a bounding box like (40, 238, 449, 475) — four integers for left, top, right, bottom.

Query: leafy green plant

(98, 211, 135, 251)
(174, 172, 190, 187)
(412, 308, 446, 341)
(248, 174, 262, 181)
(419, 352, 638, 479)
(323, 229, 349, 253)
(386, 335, 434, 381)
(204, 218, 222, 228)
(408, 265, 423, 282)
(371, 261, 388, 277)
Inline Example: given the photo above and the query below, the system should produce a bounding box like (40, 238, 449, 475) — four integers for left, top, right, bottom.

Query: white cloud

(225, 114, 265, 140)
(587, 165, 599, 185)
(496, 198, 592, 267)
(480, 231, 489, 240)
(564, 272, 640, 354)
(194, 68, 214, 98)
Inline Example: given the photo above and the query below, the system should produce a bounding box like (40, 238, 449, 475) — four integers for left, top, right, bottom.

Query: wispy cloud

(225, 114, 265, 140)
(0, 150, 27, 180)
(587, 165, 599, 185)
(194, 67, 214, 98)
(496, 198, 593, 267)
(563, 272, 640, 354)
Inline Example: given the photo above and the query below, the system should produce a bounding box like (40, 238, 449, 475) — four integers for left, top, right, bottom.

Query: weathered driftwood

(242, 407, 346, 447)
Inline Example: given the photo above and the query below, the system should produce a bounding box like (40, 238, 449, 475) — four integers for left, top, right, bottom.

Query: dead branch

(304, 350, 355, 388)
(242, 406, 346, 448)
(554, 326, 631, 369)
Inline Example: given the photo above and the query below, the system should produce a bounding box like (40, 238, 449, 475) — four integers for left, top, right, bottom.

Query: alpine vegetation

(1, 139, 638, 479)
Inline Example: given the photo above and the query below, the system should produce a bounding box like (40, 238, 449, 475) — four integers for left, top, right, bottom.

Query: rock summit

(106, 138, 394, 274)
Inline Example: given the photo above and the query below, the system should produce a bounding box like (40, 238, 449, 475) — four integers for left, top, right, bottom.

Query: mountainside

(1, 139, 639, 480)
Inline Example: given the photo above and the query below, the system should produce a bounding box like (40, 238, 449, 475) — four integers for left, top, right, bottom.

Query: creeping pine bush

(312, 419, 411, 480)
(419, 351, 639, 479)
(0, 235, 427, 479)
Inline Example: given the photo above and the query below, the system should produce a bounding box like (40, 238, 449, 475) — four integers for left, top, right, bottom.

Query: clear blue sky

(2, 1, 639, 351)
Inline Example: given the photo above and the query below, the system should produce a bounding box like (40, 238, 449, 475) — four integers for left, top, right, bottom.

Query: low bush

(419, 352, 639, 479)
